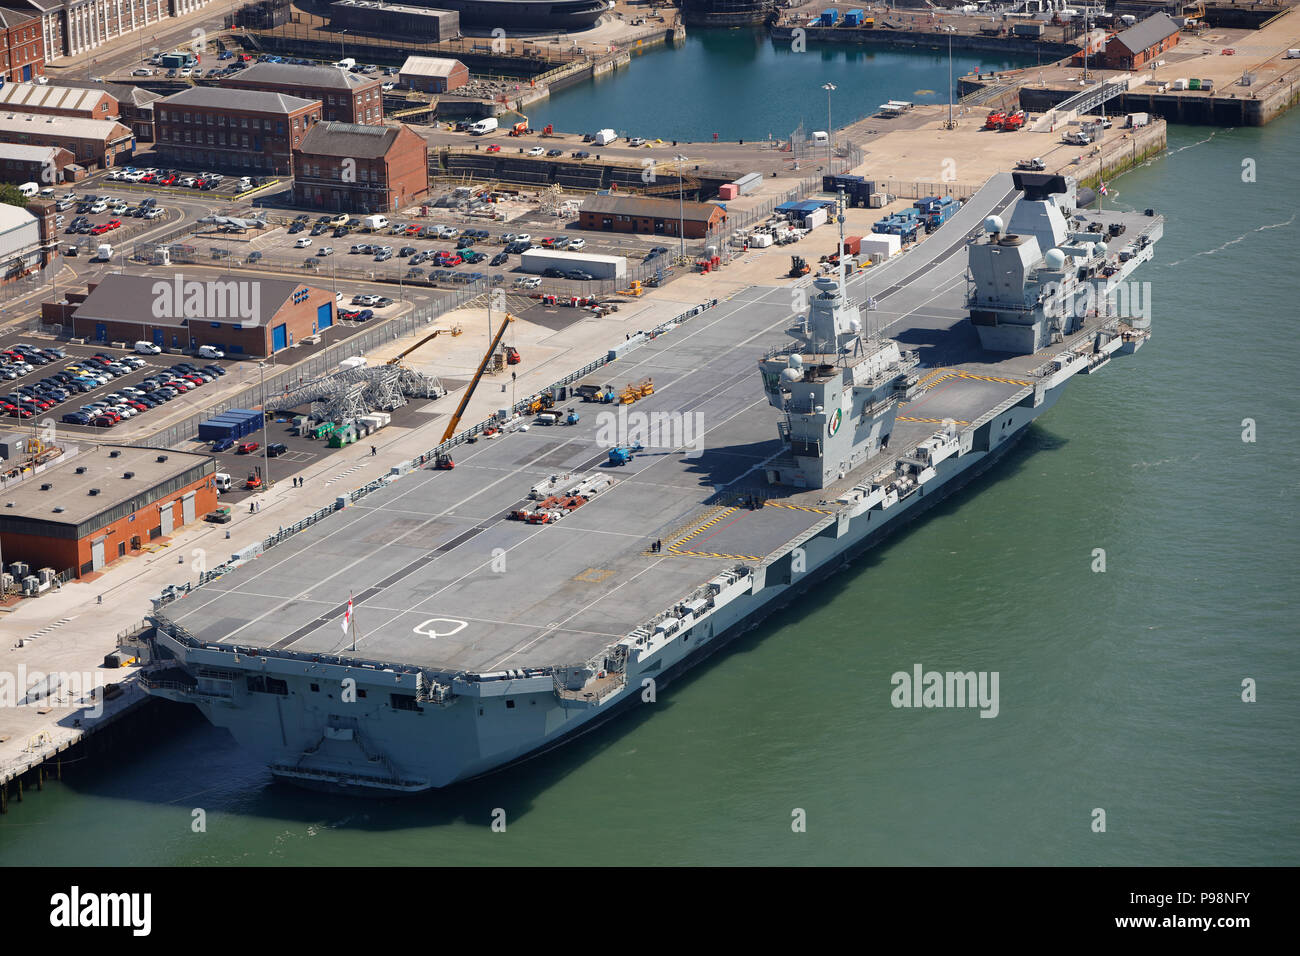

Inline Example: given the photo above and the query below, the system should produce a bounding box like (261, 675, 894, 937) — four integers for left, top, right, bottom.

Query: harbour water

(1, 41, 1296, 867)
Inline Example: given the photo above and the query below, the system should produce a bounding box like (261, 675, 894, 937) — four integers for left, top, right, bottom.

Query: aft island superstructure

(140, 172, 1162, 791)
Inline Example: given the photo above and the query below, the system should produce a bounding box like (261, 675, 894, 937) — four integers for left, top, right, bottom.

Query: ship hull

(166, 385, 1059, 793)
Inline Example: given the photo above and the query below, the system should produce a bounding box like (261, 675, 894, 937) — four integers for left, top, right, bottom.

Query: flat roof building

(0, 442, 217, 577)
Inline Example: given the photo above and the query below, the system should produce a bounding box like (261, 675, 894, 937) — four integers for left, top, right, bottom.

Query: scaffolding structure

(275, 364, 445, 423)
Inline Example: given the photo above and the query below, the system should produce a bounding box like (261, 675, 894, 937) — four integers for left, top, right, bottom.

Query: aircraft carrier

(140, 171, 1162, 791)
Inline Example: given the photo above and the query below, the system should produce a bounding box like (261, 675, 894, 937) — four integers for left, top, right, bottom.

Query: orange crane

(439, 313, 516, 444)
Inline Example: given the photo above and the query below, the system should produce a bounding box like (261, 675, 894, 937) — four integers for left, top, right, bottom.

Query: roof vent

(53, 506, 64, 513)
(40, 482, 52, 490)
(123, 471, 134, 479)
(89, 488, 100, 496)
(109, 449, 121, 457)
(156, 454, 168, 463)
(75, 466, 86, 474)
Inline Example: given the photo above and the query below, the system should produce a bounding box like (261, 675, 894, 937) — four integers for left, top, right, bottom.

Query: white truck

(363, 214, 389, 231)
(592, 128, 617, 146)
(469, 117, 499, 135)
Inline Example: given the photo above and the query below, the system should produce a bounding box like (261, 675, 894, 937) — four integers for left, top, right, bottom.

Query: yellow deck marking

(764, 501, 833, 515)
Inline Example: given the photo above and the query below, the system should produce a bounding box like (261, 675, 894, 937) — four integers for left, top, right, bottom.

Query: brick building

(578, 194, 726, 240)
(1099, 13, 1181, 70)
(216, 62, 383, 125)
(45, 272, 340, 357)
(0, 442, 217, 577)
(398, 55, 469, 94)
(292, 121, 428, 213)
(0, 112, 133, 167)
(155, 86, 321, 176)
(0, 80, 115, 119)
(0, 142, 72, 184)
(4, 0, 212, 61)
(0, 7, 43, 82)
(53, 77, 159, 141)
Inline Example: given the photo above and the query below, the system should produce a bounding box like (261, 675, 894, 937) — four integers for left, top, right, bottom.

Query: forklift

(789, 255, 810, 278)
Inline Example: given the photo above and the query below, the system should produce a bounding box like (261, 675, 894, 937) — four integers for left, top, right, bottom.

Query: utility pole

(822, 83, 836, 167)
(259, 360, 270, 496)
(947, 35, 954, 129)
(674, 153, 688, 261)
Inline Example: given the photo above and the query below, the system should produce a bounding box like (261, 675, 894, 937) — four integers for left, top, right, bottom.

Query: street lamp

(673, 153, 688, 260)
(258, 360, 270, 496)
(822, 83, 836, 168)
(340, 29, 347, 63)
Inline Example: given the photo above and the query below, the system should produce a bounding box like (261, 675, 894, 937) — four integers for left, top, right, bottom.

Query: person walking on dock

(371, 446, 377, 457)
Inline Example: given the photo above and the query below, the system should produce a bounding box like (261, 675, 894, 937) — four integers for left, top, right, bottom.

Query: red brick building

(579, 194, 726, 240)
(0, 80, 115, 118)
(292, 121, 428, 213)
(0, 8, 44, 84)
(0, 113, 132, 168)
(398, 55, 469, 94)
(0, 142, 72, 184)
(0, 442, 217, 577)
(155, 86, 322, 176)
(44, 272, 339, 357)
(217, 62, 383, 125)
(1099, 13, 1180, 71)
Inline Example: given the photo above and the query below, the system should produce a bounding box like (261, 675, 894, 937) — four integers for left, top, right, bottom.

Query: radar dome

(1094, 241, 1108, 257)
(1044, 248, 1067, 271)
(985, 215, 1004, 235)
(787, 353, 804, 368)
(780, 367, 802, 383)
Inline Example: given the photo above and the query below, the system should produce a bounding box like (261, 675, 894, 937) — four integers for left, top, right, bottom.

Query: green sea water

(1, 38, 1296, 867)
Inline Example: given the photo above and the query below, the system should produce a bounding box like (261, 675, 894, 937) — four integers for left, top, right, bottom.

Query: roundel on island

(828, 407, 843, 436)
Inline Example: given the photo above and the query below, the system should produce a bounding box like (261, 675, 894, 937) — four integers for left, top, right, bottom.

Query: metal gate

(91, 538, 105, 571)
(160, 502, 175, 536)
(182, 492, 196, 525)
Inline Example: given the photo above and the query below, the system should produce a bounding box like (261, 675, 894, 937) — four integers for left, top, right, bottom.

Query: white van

(592, 128, 617, 146)
(135, 340, 162, 355)
(198, 345, 225, 359)
(468, 117, 498, 136)
(18, 182, 39, 198)
(363, 214, 389, 231)
(214, 473, 232, 493)
(334, 58, 356, 70)
(811, 131, 829, 144)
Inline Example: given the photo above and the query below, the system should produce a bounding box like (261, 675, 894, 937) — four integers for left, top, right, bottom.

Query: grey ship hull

(143, 172, 1159, 792)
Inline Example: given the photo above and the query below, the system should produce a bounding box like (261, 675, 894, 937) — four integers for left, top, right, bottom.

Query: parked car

(212, 437, 236, 452)
(236, 441, 259, 454)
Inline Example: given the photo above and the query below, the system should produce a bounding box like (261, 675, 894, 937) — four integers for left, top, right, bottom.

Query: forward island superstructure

(138, 172, 1162, 791)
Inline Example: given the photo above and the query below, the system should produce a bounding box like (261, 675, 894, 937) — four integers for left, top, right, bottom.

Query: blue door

(95, 323, 107, 342)
(272, 323, 288, 352)
(316, 303, 332, 331)
(152, 329, 164, 346)
(22, 66, 31, 82)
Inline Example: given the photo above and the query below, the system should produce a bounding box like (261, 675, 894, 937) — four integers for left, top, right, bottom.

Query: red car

(436, 253, 462, 267)
(140, 173, 156, 183)
(237, 441, 259, 455)
(404, 224, 421, 236)
(91, 223, 112, 235)
(540, 237, 557, 247)
(105, 218, 121, 230)
(160, 175, 177, 185)
(192, 178, 206, 188)
(91, 415, 116, 428)
(485, 144, 501, 153)
(6, 407, 31, 418)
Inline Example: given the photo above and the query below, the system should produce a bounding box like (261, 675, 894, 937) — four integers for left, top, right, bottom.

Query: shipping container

(1188, 78, 1201, 90)
(820, 9, 838, 25)
(803, 207, 828, 229)
(718, 184, 739, 201)
(843, 235, 863, 256)
(859, 234, 901, 258)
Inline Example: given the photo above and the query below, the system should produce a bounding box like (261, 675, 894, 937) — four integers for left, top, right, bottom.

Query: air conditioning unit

(88, 488, 101, 496)
(109, 449, 121, 458)
(10, 561, 29, 577)
(22, 574, 38, 595)
(123, 471, 134, 479)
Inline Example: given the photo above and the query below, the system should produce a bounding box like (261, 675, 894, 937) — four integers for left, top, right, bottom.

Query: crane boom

(439, 313, 515, 444)
(386, 325, 461, 365)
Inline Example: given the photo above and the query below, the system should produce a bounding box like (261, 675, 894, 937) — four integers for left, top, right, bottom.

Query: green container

(1189, 78, 1201, 90)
